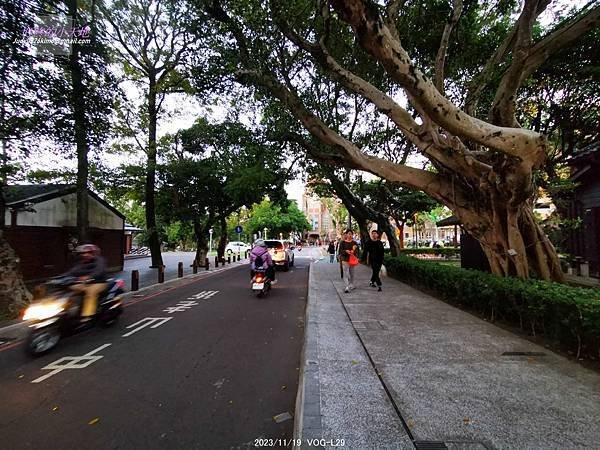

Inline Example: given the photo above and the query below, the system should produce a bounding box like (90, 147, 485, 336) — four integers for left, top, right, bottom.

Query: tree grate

(414, 441, 448, 450)
(501, 351, 546, 356)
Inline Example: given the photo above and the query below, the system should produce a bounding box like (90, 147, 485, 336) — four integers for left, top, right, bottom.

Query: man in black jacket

(364, 229, 384, 291)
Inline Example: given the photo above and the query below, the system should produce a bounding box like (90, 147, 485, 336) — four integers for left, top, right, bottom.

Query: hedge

(384, 254, 600, 359)
(398, 247, 460, 257)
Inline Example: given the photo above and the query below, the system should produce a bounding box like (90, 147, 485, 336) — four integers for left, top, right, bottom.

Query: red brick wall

(5, 226, 124, 281)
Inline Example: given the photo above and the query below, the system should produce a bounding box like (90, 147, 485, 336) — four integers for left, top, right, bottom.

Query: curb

(293, 260, 324, 449)
(0, 259, 248, 346)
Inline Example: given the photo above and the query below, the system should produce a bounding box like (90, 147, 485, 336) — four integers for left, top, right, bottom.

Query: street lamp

(209, 228, 214, 253)
(263, 227, 268, 240)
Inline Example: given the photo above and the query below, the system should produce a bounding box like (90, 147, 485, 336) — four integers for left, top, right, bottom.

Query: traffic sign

(235, 225, 243, 234)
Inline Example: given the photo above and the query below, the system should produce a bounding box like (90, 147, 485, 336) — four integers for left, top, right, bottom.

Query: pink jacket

(250, 246, 273, 269)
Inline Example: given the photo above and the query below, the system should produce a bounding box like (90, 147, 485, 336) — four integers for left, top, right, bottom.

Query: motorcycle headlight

(23, 299, 67, 321)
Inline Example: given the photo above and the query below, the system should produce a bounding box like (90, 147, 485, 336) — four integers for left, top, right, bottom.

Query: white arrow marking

(32, 343, 112, 384)
(122, 317, 172, 337)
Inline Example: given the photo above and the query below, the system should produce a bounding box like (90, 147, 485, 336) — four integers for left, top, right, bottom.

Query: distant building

(3, 184, 125, 281)
(301, 193, 335, 242)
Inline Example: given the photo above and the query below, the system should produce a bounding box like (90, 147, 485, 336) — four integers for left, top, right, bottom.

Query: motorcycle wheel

(26, 326, 61, 356)
(100, 304, 122, 328)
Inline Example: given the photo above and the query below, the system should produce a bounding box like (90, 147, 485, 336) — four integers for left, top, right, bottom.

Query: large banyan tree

(193, 0, 600, 281)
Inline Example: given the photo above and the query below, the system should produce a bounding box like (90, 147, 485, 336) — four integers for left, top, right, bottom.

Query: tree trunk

(217, 216, 227, 261)
(67, 0, 89, 243)
(376, 218, 399, 256)
(146, 74, 163, 268)
(458, 203, 565, 282)
(193, 219, 212, 267)
(357, 219, 369, 262)
(0, 231, 31, 317)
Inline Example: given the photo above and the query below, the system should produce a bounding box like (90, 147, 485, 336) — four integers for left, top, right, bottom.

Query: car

(225, 241, 250, 255)
(264, 239, 295, 271)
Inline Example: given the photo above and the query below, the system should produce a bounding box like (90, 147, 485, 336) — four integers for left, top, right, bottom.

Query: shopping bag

(348, 253, 359, 266)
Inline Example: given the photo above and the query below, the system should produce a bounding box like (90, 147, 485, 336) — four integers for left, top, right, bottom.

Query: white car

(226, 241, 250, 255)
(264, 239, 295, 271)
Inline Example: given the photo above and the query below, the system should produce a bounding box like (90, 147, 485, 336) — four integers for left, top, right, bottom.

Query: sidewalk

(295, 260, 600, 449)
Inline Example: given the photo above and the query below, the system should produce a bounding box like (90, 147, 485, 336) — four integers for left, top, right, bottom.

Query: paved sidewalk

(295, 259, 600, 449)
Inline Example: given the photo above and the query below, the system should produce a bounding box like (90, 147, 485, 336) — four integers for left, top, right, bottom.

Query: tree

(245, 199, 310, 238)
(101, 0, 196, 268)
(195, 0, 600, 281)
(157, 119, 291, 265)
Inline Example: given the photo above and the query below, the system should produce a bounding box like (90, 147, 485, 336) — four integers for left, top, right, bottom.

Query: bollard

(205, 258, 210, 270)
(158, 265, 165, 283)
(192, 261, 198, 274)
(238, 253, 240, 262)
(131, 270, 139, 291)
(245, 250, 248, 259)
(215, 256, 219, 267)
(228, 255, 231, 264)
(178, 262, 183, 278)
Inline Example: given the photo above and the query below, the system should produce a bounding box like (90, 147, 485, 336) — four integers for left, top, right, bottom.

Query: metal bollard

(192, 261, 198, 274)
(178, 262, 183, 278)
(237, 253, 240, 262)
(228, 255, 231, 264)
(215, 256, 219, 267)
(205, 258, 210, 270)
(158, 265, 165, 283)
(131, 270, 139, 291)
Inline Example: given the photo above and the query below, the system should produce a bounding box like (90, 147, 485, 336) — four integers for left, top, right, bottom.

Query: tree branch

(435, 0, 463, 94)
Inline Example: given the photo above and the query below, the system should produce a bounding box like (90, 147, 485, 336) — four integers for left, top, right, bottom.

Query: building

(3, 184, 125, 281)
(301, 193, 335, 242)
(567, 142, 600, 277)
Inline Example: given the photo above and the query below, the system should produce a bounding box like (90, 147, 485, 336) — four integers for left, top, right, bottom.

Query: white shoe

(349, 284, 355, 291)
(344, 287, 350, 293)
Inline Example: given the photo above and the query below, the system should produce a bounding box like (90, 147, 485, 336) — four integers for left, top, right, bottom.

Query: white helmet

(254, 239, 266, 247)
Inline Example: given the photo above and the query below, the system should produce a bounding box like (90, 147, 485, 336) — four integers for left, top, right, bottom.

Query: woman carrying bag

(338, 229, 359, 293)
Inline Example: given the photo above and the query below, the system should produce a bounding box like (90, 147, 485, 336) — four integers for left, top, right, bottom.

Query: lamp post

(263, 227, 268, 240)
(209, 228, 214, 253)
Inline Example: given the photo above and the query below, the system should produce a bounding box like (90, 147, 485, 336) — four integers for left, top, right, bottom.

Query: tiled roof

(4, 184, 74, 204)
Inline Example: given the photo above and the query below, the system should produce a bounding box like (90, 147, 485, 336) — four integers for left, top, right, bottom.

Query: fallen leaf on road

(52, 406, 59, 412)
(18, 375, 24, 379)
(463, 417, 471, 424)
(407, 419, 415, 428)
(88, 417, 100, 425)
(351, 360, 359, 365)
(273, 412, 293, 423)
(228, 400, 234, 405)
(281, 385, 287, 390)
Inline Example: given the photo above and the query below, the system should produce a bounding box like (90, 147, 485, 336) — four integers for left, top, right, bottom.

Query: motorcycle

(251, 269, 271, 297)
(22, 276, 125, 356)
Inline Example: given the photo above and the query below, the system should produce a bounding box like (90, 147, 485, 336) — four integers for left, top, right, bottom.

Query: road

(0, 251, 315, 449)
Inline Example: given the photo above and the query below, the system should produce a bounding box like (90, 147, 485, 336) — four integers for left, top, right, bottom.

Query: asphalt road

(0, 253, 311, 449)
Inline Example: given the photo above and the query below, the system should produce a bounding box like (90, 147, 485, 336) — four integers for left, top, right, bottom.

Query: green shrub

(384, 254, 600, 359)
(398, 247, 460, 257)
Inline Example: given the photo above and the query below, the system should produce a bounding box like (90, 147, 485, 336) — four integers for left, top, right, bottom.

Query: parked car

(226, 241, 250, 255)
(264, 239, 295, 271)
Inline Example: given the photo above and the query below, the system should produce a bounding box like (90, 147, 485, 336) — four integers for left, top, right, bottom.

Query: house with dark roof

(3, 184, 125, 281)
(567, 142, 600, 277)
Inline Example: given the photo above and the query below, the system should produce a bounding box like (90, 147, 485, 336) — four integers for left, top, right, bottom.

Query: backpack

(254, 251, 265, 267)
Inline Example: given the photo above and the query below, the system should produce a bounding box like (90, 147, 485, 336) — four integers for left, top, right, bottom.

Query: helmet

(75, 244, 100, 255)
(254, 239, 266, 248)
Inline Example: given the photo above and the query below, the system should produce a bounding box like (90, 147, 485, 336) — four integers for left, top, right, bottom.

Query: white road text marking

(31, 343, 112, 383)
(122, 317, 172, 337)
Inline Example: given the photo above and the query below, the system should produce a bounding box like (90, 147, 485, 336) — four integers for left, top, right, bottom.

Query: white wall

(13, 193, 123, 230)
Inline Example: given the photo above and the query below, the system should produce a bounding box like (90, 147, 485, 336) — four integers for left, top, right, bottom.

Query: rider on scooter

(250, 239, 276, 284)
(63, 244, 108, 320)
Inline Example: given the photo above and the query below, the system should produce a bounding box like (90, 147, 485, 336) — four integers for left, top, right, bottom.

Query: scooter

(22, 276, 125, 356)
(251, 269, 271, 297)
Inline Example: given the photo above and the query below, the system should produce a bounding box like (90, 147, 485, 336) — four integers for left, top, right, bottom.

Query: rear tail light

(256, 275, 264, 282)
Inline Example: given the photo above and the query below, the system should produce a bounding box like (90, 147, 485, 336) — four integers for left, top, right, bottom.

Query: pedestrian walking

(327, 241, 335, 263)
(364, 229, 385, 291)
(338, 229, 359, 293)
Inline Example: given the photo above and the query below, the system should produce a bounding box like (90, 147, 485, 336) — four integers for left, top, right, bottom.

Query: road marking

(163, 300, 199, 313)
(122, 317, 173, 337)
(187, 290, 219, 300)
(31, 343, 112, 384)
